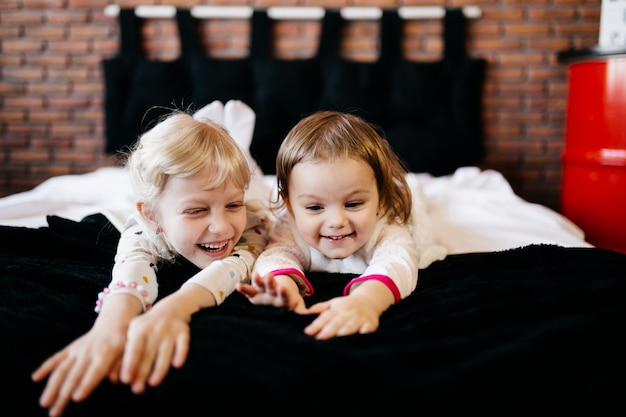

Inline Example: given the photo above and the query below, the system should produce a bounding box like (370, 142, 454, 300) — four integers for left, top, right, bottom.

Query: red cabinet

(560, 49, 626, 254)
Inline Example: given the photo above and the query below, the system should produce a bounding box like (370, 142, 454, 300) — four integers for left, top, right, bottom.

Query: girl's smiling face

(147, 169, 247, 269)
(285, 157, 380, 259)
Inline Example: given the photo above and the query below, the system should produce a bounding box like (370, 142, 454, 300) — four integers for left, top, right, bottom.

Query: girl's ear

(279, 191, 294, 215)
(136, 201, 158, 228)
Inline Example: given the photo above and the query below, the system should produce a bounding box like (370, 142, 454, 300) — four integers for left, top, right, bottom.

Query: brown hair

(275, 110, 412, 224)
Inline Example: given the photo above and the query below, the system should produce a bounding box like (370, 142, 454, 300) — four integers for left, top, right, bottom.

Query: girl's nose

(207, 223, 223, 233)
(207, 212, 227, 234)
(327, 207, 347, 228)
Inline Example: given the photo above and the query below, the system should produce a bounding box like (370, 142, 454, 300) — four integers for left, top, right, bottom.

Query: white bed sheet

(0, 166, 592, 254)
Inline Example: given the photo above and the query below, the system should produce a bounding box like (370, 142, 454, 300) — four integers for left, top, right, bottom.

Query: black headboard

(103, 8, 486, 175)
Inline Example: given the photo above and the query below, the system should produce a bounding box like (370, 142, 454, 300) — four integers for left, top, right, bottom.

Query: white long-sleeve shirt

(252, 212, 419, 303)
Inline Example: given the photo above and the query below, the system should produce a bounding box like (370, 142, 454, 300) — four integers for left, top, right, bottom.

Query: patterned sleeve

(96, 214, 160, 312)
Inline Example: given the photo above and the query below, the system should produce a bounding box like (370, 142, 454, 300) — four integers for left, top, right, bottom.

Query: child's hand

(31, 322, 127, 417)
(118, 280, 217, 394)
(303, 279, 396, 340)
(303, 295, 382, 340)
(119, 305, 191, 394)
(236, 272, 305, 311)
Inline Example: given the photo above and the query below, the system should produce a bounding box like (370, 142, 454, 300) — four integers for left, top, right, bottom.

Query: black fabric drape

(175, 9, 253, 111)
(383, 8, 487, 175)
(102, 8, 486, 174)
(248, 10, 325, 175)
(102, 9, 192, 153)
(247, 8, 487, 175)
(316, 10, 391, 125)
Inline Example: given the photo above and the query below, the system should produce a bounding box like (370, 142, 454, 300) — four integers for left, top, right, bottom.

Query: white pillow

(193, 99, 224, 125)
(193, 100, 264, 179)
(223, 100, 263, 179)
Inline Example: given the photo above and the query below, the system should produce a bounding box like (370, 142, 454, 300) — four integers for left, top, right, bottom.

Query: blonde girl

(33, 110, 268, 416)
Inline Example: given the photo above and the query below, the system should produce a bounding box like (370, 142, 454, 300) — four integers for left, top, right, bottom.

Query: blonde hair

(275, 110, 412, 224)
(125, 109, 250, 260)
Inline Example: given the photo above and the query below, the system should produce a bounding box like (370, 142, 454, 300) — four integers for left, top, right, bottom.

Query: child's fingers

(37, 360, 70, 408)
(171, 331, 190, 369)
(32, 350, 66, 382)
(129, 345, 155, 394)
(72, 352, 119, 402)
(41, 355, 90, 416)
(252, 273, 270, 291)
(144, 340, 175, 389)
(120, 332, 147, 386)
(303, 301, 329, 315)
(108, 356, 122, 383)
(304, 312, 331, 338)
(148, 331, 189, 388)
(235, 283, 258, 297)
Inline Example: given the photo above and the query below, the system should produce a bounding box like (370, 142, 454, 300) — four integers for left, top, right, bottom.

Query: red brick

(0, 0, 607, 212)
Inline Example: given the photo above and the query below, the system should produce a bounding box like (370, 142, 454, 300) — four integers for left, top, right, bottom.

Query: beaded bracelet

(94, 280, 152, 313)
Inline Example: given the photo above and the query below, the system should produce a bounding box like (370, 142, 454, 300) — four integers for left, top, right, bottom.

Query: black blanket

(2, 214, 626, 416)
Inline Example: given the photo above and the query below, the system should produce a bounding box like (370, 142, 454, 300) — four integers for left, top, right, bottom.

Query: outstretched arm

(115, 207, 269, 393)
(32, 214, 156, 417)
(119, 284, 217, 394)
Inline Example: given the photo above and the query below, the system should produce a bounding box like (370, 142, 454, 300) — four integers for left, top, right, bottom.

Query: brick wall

(0, 0, 601, 211)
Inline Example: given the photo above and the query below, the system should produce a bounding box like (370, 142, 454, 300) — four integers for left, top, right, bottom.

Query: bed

(2, 6, 626, 417)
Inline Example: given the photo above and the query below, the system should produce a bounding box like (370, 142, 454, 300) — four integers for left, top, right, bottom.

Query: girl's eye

(185, 208, 205, 215)
(305, 205, 323, 211)
(227, 202, 244, 210)
(345, 201, 363, 208)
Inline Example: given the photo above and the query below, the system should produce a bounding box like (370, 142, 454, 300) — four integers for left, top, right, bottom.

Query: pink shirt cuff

(271, 268, 314, 296)
(343, 274, 401, 303)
